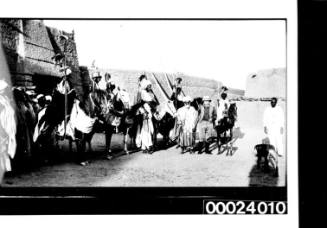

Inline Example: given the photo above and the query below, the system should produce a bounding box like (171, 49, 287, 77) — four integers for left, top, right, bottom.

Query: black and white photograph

(0, 19, 286, 187)
(0, 0, 299, 226)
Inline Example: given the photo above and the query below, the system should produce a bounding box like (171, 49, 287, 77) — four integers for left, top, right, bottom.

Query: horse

(151, 100, 177, 150)
(53, 86, 107, 165)
(34, 78, 77, 163)
(89, 87, 131, 158)
(215, 102, 238, 154)
(65, 88, 106, 165)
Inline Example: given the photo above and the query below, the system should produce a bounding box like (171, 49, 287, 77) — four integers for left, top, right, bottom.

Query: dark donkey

(215, 102, 237, 154)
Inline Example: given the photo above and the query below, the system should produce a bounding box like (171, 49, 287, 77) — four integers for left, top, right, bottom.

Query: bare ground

(1, 101, 286, 187)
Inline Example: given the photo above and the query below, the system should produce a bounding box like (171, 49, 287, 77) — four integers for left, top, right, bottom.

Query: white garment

(33, 107, 46, 142)
(97, 77, 107, 91)
(0, 95, 16, 159)
(177, 106, 197, 132)
(70, 100, 96, 134)
(140, 79, 151, 90)
(56, 100, 96, 139)
(56, 79, 71, 94)
(177, 93, 184, 102)
(263, 105, 285, 155)
(0, 95, 17, 172)
(216, 98, 230, 124)
(140, 89, 154, 103)
(135, 103, 154, 150)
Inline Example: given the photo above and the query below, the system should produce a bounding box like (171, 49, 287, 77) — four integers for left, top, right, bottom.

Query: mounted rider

(135, 74, 148, 104)
(170, 77, 184, 110)
(91, 71, 102, 92)
(216, 86, 230, 126)
(135, 79, 157, 154)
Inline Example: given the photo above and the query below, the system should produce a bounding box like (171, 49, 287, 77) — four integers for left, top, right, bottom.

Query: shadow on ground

(215, 127, 245, 156)
(248, 165, 279, 187)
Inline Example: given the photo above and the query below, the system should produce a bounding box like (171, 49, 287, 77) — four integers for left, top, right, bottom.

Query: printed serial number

(203, 200, 287, 214)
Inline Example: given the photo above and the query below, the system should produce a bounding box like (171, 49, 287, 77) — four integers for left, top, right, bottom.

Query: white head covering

(36, 94, 44, 100)
(92, 72, 102, 79)
(203, 96, 211, 102)
(183, 96, 192, 103)
(45, 95, 52, 102)
(65, 68, 72, 75)
(140, 79, 151, 90)
(0, 80, 9, 92)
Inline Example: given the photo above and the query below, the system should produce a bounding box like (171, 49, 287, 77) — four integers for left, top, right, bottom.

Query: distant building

(245, 68, 286, 99)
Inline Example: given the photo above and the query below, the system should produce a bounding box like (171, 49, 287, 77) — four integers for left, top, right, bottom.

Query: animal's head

(91, 89, 109, 115)
(191, 97, 203, 110)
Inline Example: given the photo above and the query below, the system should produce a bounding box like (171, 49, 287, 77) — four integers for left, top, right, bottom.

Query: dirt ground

(1, 101, 286, 187)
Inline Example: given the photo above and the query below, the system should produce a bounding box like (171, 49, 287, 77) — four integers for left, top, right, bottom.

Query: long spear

(59, 35, 69, 137)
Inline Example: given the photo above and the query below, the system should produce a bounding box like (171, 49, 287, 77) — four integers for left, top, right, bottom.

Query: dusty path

(1, 101, 286, 187)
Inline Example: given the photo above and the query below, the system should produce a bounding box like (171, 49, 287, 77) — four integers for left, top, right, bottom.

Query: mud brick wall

(96, 68, 222, 105)
(0, 19, 85, 100)
(245, 68, 286, 99)
(0, 19, 20, 85)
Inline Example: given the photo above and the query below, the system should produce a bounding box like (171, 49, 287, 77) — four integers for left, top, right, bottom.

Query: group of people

(131, 74, 285, 158)
(176, 93, 231, 154)
(0, 68, 286, 183)
(130, 74, 233, 154)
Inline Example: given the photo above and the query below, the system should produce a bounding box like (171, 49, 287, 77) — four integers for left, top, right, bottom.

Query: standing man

(196, 96, 217, 154)
(263, 97, 285, 157)
(176, 96, 198, 154)
(135, 79, 156, 154)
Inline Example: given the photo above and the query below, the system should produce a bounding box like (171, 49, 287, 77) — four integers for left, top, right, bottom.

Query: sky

(44, 20, 286, 90)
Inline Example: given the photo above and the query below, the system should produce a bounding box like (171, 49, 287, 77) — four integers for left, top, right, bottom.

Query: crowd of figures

(0, 69, 239, 176)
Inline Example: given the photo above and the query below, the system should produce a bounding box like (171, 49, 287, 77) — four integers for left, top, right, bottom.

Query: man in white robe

(0, 80, 16, 183)
(263, 97, 285, 157)
(135, 79, 155, 153)
(176, 96, 198, 153)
